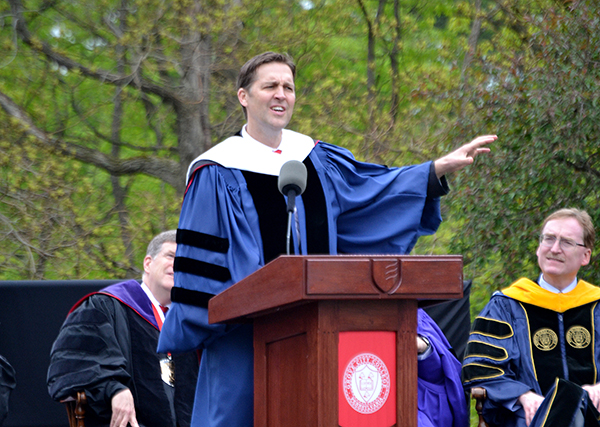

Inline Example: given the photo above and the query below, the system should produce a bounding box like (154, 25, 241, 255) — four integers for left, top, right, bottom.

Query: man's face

(237, 62, 295, 138)
(144, 241, 176, 305)
(536, 217, 591, 288)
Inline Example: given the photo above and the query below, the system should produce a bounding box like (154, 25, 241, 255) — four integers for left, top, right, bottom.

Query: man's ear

(581, 248, 592, 266)
(143, 254, 153, 274)
(238, 87, 248, 107)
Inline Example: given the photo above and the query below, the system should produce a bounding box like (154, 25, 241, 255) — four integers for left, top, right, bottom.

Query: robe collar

(186, 126, 316, 181)
(70, 279, 159, 330)
(502, 277, 600, 312)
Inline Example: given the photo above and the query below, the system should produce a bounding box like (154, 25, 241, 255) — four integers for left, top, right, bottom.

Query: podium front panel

(254, 300, 418, 427)
(254, 303, 319, 426)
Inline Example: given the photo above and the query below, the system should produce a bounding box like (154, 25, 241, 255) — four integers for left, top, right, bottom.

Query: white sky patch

(50, 61, 68, 75)
(84, 38, 107, 51)
(50, 24, 75, 43)
(300, 0, 314, 10)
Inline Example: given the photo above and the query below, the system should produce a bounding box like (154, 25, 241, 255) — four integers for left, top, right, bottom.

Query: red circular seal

(342, 353, 391, 414)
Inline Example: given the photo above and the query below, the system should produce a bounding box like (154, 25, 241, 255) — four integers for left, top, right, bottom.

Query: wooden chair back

(63, 391, 87, 427)
(471, 387, 490, 427)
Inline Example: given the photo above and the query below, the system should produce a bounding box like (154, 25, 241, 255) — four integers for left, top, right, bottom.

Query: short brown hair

(237, 52, 296, 119)
(541, 208, 595, 249)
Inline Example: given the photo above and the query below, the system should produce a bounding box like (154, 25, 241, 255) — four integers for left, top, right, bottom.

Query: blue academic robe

(159, 138, 446, 427)
(462, 278, 600, 427)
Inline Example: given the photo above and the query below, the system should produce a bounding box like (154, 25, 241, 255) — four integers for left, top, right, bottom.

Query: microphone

(278, 160, 307, 213)
(278, 161, 307, 255)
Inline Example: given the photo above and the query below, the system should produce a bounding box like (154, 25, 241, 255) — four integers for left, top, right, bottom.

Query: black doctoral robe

(47, 280, 199, 427)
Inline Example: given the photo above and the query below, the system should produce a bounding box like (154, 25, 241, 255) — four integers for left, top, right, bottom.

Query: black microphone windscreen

(278, 160, 307, 195)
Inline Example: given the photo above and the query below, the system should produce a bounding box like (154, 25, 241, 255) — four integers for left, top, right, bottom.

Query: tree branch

(8, 0, 178, 102)
(0, 90, 184, 193)
(460, 0, 483, 82)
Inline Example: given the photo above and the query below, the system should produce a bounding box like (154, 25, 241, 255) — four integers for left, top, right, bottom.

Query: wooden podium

(209, 255, 463, 427)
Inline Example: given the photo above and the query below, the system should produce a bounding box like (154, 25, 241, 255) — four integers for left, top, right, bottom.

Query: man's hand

(416, 335, 429, 354)
(110, 389, 139, 427)
(518, 390, 544, 426)
(583, 383, 600, 411)
(433, 135, 497, 178)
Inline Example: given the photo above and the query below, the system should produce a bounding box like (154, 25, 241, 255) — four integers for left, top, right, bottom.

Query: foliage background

(0, 0, 474, 278)
(2, 0, 600, 335)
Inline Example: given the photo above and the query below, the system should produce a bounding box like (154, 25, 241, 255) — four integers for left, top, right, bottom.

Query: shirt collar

(241, 125, 284, 153)
(140, 281, 166, 321)
(538, 274, 578, 294)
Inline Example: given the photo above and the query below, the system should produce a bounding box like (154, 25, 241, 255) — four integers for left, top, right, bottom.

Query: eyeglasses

(539, 234, 586, 250)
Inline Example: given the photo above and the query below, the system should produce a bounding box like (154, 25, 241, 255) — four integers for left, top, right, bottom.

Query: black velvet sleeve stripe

(174, 257, 231, 282)
(462, 363, 505, 383)
(465, 340, 508, 361)
(171, 287, 215, 309)
(177, 228, 229, 254)
(471, 317, 514, 339)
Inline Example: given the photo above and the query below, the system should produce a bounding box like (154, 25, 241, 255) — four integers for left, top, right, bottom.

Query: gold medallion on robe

(533, 328, 558, 351)
(566, 326, 591, 349)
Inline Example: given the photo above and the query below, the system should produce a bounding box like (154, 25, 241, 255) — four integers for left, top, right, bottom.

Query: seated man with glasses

(462, 208, 600, 427)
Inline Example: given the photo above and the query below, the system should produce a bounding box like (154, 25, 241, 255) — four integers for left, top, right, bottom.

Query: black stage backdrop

(0, 280, 118, 427)
(0, 279, 470, 427)
(422, 280, 472, 361)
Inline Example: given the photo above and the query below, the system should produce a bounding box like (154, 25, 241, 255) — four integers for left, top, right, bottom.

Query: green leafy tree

(1, 0, 479, 279)
(448, 0, 600, 315)
(0, 0, 329, 278)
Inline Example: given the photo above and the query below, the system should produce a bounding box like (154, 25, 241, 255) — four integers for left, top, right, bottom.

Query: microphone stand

(285, 188, 298, 255)
(286, 211, 293, 255)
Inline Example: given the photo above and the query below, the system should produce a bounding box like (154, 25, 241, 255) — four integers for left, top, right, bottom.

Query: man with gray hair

(463, 208, 600, 427)
(47, 230, 198, 427)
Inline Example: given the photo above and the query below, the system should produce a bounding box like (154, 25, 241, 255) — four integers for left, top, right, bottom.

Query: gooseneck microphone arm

(278, 161, 308, 255)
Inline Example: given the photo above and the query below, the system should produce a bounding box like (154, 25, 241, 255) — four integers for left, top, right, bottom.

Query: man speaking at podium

(158, 51, 496, 427)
